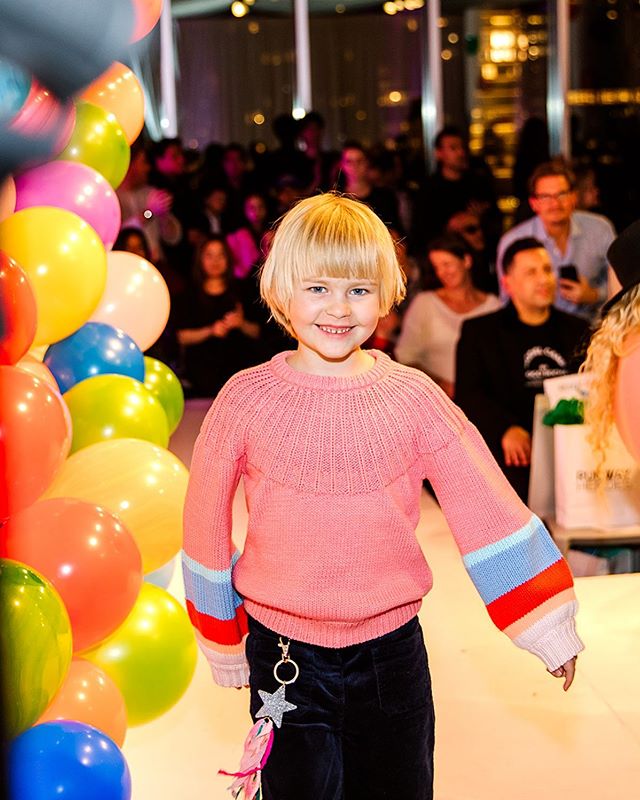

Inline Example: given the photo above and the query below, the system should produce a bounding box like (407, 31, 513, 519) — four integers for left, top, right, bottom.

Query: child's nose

(327, 297, 351, 317)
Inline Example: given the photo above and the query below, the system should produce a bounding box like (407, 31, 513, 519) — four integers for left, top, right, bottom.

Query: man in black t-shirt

(455, 237, 590, 501)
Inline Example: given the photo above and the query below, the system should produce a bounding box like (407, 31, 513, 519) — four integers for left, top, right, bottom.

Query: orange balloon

(0, 366, 71, 520)
(81, 62, 145, 145)
(131, 0, 163, 42)
(2, 498, 143, 652)
(37, 658, 128, 747)
(0, 176, 16, 222)
(15, 354, 59, 390)
(614, 330, 640, 463)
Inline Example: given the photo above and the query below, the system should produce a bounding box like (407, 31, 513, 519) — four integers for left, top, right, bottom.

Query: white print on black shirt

(523, 346, 567, 387)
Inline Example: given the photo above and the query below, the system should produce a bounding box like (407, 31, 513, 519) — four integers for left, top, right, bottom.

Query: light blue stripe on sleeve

(464, 519, 561, 605)
(182, 550, 243, 620)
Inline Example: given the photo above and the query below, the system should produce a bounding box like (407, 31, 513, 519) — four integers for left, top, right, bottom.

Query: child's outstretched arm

(419, 388, 584, 686)
(182, 393, 249, 689)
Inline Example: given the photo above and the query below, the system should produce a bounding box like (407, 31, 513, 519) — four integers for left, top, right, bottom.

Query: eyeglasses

(534, 190, 572, 204)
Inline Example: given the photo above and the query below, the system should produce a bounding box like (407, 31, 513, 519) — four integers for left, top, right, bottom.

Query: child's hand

(548, 656, 577, 691)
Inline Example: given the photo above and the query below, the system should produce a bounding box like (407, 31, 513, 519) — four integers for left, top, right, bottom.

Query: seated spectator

(445, 208, 498, 294)
(113, 226, 152, 261)
(455, 237, 589, 501)
(411, 126, 501, 254)
(496, 160, 616, 321)
(337, 142, 401, 230)
(296, 111, 338, 192)
(395, 234, 501, 398)
(174, 235, 262, 397)
(116, 139, 182, 266)
(226, 192, 271, 279)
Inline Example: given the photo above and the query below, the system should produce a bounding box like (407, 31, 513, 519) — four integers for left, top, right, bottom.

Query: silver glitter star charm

(255, 684, 297, 729)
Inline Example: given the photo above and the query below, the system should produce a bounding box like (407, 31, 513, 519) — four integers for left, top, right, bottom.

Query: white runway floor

(123, 399, 640, 800)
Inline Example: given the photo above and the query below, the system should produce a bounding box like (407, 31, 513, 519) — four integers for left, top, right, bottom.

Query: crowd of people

(115, 114, 618, 501)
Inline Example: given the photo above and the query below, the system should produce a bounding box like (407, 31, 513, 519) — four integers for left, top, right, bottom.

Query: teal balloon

(0, 559, 73, 739)
(143, 357, 185, 435)
(63, 374, 169, 453)
(0, 57, 31, 124)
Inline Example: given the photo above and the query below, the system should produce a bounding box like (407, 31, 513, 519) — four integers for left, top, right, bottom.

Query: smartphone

(559, 264, 579, 282)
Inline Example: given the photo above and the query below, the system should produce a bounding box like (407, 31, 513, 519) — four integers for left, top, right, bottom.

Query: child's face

(288, 276, 381, 373)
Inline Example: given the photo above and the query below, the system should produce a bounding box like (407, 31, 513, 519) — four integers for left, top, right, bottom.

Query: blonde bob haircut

(260, 192, 406, 335)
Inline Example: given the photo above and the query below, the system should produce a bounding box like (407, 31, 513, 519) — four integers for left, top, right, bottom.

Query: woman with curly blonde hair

(581, 220, 640, 464)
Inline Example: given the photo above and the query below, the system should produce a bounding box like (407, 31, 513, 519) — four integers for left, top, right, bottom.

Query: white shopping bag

(554, 423, 640, 529)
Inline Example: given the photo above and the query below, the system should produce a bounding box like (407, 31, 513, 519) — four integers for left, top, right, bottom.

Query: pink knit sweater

(182, 350, 584, 687)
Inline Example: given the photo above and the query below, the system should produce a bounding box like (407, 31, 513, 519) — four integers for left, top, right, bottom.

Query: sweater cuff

(527, 618, 585, 672)
(209, 659, 250, 688)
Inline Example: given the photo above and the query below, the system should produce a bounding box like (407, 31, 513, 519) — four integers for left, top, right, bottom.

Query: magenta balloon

(14, 162, 121, 251)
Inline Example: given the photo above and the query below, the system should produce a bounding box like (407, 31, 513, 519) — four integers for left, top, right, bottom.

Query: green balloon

(63, 374, 170, 454)
(58, 101, 130, 188)
(0, 559, 72, 739)
(82, 583, 197, 726)
(143, 356, 185, 435)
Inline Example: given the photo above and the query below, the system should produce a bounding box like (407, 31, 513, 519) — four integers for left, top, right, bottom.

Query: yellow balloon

(45, 438, 189, 573)
(0, 207, 107, 346)
(80, 62, 145, 145)
(82, 583, 197, 726)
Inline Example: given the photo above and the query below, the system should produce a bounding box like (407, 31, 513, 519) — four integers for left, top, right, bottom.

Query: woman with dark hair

(113, 226, 152, 261)
(174, 235, 261, 397)
(395, 234, 500, 398)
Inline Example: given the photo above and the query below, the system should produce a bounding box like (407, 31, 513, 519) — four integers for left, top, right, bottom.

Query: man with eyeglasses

(496, 161, 615, 320)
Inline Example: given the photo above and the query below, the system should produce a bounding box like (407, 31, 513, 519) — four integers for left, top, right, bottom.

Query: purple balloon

(14, 160, 121, 249)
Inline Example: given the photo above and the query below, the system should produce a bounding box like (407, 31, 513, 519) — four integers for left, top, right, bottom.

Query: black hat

(602, 219, 640, 315)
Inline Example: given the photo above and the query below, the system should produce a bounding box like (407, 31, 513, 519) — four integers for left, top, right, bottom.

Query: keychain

(220, 636, 299, 800)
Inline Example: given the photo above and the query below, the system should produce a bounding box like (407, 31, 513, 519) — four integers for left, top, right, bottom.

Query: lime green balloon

(82, 583, 197, 726)
(58, 101, 130, 188)
(0, 559, 73, 738)
(143, 357, 185, 435)
(63, 374, 170, 454)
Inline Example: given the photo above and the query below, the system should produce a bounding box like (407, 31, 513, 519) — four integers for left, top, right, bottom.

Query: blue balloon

(9, 720, 131, 800)
(0, 56, 31, 124)
(44, 322, 145, 393)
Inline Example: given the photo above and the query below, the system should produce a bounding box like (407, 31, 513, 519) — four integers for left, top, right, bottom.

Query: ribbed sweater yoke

(211, 350, 461, 496)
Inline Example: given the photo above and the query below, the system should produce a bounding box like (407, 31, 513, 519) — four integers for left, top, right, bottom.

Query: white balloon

(90, 250, 170, 352)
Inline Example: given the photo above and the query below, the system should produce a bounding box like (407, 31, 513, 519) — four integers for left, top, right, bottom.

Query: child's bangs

(290, 205, 386, 285)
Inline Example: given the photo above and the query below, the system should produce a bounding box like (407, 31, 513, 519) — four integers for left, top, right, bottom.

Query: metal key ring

(273, 657, 299, 685)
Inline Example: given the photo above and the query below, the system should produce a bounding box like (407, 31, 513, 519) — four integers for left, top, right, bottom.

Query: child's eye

(350, 287, 370, 296)
(308, 286, 327, 293)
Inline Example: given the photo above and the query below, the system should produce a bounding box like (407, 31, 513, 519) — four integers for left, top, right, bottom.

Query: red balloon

(0, 252, 37, 365)
(0, 366, 71, 520)
(37, 658, 128, 746)
(614, 331, 640, 463)
(1, 498, 143, 652)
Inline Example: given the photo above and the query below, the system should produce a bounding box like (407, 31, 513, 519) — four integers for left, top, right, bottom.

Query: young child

(182, 193, 583, 800)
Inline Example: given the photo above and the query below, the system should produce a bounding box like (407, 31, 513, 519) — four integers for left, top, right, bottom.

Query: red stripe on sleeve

(186, 600, 249, 645)
(486, 559, 574, 631)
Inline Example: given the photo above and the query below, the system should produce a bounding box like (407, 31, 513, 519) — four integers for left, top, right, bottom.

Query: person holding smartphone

(496, 161, 616, 320)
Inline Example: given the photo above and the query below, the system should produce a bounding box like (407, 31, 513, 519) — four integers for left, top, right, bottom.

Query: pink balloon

(614, 331, 640, 463)
(14, 161, 121, 251)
